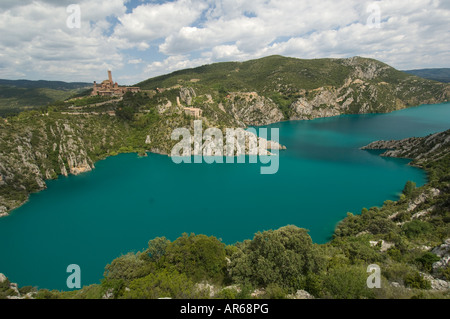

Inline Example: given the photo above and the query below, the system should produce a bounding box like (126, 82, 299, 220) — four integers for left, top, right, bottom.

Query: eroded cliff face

(0, 114, 129, 214)
(143, 56, 449, 127)
(0, 109, 285, 216)
(221, 59, 449, 125)
(222, 92, 285, 126)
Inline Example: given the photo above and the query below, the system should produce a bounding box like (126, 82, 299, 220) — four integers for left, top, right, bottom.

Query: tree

(124, 269, 200, 299)
(404, 272, 431, 290)
(146, 237, 170, 262)
(403, 180, 416, 197)
(402, 220, 433, 239)
(367, 218, 397, 235)
(229, 225, 324, 289)
(323, 264, 375, 299)
(416, 252, 440, 272)
(103, 252, 153, 281)
(162, 233, 227, 283)
(263, 283, 288, 299)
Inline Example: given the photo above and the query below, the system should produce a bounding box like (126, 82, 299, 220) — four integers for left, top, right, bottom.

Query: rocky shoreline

(361, 129, 450, 164)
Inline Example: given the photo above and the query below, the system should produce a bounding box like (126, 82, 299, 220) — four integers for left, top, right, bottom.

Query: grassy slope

(137, 55, 446, 99)
(0, 80, 91, 116)
(136, 55, 449, 123)
(138, 56, 354, 91)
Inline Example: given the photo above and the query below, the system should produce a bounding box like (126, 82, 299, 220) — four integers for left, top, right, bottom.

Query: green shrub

(263, 284, 288, 299)
(103, 252, 154, 281)
(124, 269, 201, 299)
(34, 289, 61, 299)
(162, 233, 227, 283)
(387, 248, 403, 262)
(368, 218, 397, 235)
(403, 181, 416, 197)
(404, 272, 431, 290)
(215, 287, 239, 299)
(416, 252, 441, 272)
(146, 237, 170, 262)
(439, 266, 450, 281)
(229, 226, 322, 289)
(323, 264, 375, 299)
(402, 220, 434, 239)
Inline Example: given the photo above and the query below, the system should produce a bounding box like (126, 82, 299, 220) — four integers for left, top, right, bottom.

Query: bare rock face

(0, 273, 35, 299)
(195, 282, 217, 298)
(224, 92, 285, 126)
(158, 99, 173, 114)
(180, 87, 197, 106)
(361, 130, 450, 164)
(369, 240, 395, 252)
(432, 239, 450, 274)
(432, 239, 450, 257)
(102, 288, 114, 299)
(420, 272, 449, 291)
(290, 95, 342, 120)
(407, 188, 440, 213)
(291, 290, 315, 299)
(342, 56, 390, 80)
(190, 128, 286, 157)
(0, 117, 117, 216)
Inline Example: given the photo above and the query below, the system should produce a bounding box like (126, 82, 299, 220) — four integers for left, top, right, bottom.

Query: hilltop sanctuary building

(91, 71, 140, 97)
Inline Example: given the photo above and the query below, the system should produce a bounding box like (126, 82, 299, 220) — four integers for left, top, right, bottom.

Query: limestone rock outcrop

(361, 130, 450, 164)
(431, 239, 450, 275)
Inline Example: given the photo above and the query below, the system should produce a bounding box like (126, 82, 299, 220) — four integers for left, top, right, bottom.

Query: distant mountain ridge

(0, 79, 91, 90)
(403, 68, 450, 83)
(0, 79, 91, 116)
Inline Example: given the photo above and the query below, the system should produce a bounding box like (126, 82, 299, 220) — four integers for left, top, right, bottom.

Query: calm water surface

(0, 102, 449, 290)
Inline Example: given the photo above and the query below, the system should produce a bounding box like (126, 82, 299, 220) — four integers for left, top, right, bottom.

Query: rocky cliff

(0, 273, 35, 299)
(138, 56, 450, 126)
(361, 129, 450, 164)
(0, 105, 285, 216)
(0, 113, 131, 215)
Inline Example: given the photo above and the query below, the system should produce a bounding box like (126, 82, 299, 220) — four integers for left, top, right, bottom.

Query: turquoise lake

(0, 102, 449, 290)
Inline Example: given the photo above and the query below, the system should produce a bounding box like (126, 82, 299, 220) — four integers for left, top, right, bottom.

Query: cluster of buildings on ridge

(91, 71, 203, 118)
(91, 70, 140, 97)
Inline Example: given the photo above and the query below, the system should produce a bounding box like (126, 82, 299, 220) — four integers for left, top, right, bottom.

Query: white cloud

(0, 0, 449, 84)
(159, 0, 363, 55)
(113, 0, 208, 47)
(0, 0, 128, 82)
(144, 55, 211, 78)
(128, 58, 143, 64)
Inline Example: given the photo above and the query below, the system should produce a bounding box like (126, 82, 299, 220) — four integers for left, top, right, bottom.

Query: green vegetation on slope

(0, 79, 91, 117)
(136, 56, 449, 123)
(138, 56, 352, 92)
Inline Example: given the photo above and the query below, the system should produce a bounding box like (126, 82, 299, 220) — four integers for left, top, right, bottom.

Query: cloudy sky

(0, 0, 449, 85)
